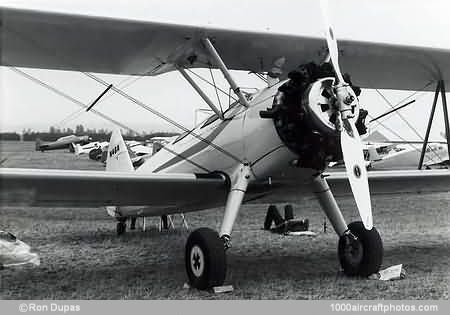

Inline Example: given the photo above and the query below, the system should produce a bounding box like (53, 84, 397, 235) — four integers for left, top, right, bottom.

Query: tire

(338, 221, 383, 277)
(185, 228, 226, 290)
(89, 148, 102, 161)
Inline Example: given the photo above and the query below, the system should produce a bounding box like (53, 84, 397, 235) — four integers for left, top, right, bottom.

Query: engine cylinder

(270, 78, 361, 170)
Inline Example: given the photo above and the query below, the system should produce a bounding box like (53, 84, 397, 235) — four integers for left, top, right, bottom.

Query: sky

(1, 0, 450, 141)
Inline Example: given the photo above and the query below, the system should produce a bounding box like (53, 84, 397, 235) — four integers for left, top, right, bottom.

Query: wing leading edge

(325, 169, 450, 196)
(2, 6, 450, 90)
(1, 167, 449, 209)
(0, 168, 228, 208)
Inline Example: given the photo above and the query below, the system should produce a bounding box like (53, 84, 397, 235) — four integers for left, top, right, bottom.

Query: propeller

(319, 0, 373, 230)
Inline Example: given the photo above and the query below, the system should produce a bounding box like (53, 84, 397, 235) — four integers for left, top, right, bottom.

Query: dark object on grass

(264, 205, 309, 234)
(264, 205, 284, 230)
(284, 205, 294, 221)
(161, 215, 169, 230)
(130, 217, 137, 230)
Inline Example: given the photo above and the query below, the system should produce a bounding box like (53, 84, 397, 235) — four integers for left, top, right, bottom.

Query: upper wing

(0, 168, 227, 207)
(1, 7, 450, 91)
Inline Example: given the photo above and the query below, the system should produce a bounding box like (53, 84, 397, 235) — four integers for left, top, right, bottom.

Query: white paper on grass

(285, 231, 317, 237)
(378, 264, 403, 281)
(0, 231, 40, 268)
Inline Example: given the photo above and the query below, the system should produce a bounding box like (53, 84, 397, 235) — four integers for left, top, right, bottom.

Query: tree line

(0, 125, 178, 142)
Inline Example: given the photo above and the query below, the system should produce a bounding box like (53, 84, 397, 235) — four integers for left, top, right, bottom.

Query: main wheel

(338, 221, 383, 277)
(185, 228, 226, 290)
(89, 148, 102, 161)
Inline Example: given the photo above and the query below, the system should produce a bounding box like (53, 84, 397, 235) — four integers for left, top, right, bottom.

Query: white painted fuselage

(115, 81, 316, 218)
(138, 80, 298, 179)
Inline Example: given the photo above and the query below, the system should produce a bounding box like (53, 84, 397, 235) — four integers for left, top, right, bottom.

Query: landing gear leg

(116, 219, 127, 236)
(312, 174, 347, 236)
(219, 164, 252, 248)
(130, 217, 137, 230)
(312, 173, 383, 277)
(185, 164, 252, 289)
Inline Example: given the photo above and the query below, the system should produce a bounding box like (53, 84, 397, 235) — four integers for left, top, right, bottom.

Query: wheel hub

(190, 245, 205, 277)
(342, 233, 363, 268)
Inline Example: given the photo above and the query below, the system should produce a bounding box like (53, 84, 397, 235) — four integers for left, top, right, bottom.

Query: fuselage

(114, 79, 338, 218)
(138, 80, 300, 181)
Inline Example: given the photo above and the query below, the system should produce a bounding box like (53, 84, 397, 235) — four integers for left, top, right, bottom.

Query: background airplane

(366, 141, 449, 169)
(35, 135, 91, 152)
(74, 141, 108, 156)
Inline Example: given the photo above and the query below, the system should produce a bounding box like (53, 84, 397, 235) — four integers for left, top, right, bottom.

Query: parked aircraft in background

(74, 141, 108, 155)
(35, 135, 91, 152)
(146, 136, 178, 154)
(329, 130, 450, 169)
(125, 140, 153, 156)
(366, 141, 449, 169)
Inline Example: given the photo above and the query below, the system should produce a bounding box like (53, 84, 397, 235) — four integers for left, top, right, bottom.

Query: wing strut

(202, 38, 250, 108)
(177, 66, 224, 120)
(419, 80, 450, 169)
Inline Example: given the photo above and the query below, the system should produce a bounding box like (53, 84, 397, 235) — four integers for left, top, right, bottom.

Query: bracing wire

(374, 85, 442, 160)
(185, 68, 238, 102)
(8, 67, 140, 135)
(3, 26, 244, 168)
(11, 67, 222, 171)
(56, 75, 144, 127)
(83, 72, 244, 164)
(208, 65, 224, 114)
(368, 111, 443, 163)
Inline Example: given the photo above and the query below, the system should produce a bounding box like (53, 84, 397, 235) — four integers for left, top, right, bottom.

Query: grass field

(0, 141, 449, 299)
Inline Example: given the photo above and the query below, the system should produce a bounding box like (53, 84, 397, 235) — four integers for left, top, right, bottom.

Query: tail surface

(106, 129, 134, 172)
(105, 130, 134, 218)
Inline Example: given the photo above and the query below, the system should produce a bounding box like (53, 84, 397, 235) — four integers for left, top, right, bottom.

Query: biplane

(1, 1, 450, 290)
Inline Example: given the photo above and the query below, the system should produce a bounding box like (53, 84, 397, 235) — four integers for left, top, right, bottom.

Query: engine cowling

(264, 77, 363, 170)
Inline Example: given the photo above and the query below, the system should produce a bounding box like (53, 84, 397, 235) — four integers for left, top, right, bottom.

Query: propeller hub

(335, 84, 357, 120)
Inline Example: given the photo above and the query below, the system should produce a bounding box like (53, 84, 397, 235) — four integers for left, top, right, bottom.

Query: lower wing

(0, 168, 227, 208)
(0, 168, 449, 209)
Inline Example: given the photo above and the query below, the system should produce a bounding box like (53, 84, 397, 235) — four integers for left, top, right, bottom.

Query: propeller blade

(319, 0, 373, 230)
(319, 0, 345, 83)
(340, 120, 373, 230)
